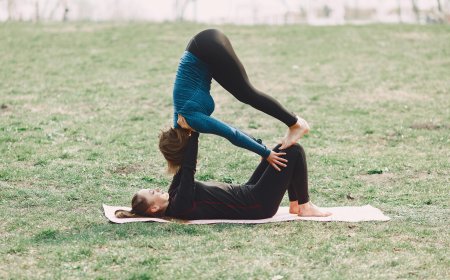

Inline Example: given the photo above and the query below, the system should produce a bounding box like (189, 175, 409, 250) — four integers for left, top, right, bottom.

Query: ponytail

(115, 209, 138, 218)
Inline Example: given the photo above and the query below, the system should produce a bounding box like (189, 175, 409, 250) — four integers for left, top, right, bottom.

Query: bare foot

(298, 202, 332, 217)
(289, 201, 299, 214)
(280, 116, 310, 149)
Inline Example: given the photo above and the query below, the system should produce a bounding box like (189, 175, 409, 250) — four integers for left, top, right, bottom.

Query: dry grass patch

(356, 173, 396, 185)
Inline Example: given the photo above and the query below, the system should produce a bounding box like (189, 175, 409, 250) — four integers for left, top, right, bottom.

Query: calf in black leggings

(116, 132, 331, 219)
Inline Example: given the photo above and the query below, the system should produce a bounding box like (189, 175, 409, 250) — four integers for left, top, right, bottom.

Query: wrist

(263, 148, 271, 159)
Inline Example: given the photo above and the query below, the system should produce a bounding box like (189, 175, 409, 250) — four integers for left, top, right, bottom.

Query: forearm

(168, 172, 181, 193)
(175, 132, 199, 205)
(228, 130, 270, 158)
(185, 113, 270, 158)
(181, 131, 199, 170)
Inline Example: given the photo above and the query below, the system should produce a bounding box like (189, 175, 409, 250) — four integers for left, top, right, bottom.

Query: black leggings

(186, 29, 298, 127)
(247, 143, 309, 217)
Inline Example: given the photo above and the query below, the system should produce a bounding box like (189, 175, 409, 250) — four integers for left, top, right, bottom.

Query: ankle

(298, 201, 311, 209)
(290, 120, 301, 129)
(289, 201, 299, 208)
(289, 201, 299, 214)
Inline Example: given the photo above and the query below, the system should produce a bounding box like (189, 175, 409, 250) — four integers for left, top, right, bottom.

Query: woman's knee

(274, 143, 302, 153)
(284, 143, 305, 157)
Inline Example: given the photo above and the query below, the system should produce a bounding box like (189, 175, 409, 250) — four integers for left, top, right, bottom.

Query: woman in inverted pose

(116, 132, 331, 219)
(166, 29, 310, 172)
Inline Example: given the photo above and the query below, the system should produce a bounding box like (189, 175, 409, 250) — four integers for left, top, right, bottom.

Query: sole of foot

(280, 116, 310, 149)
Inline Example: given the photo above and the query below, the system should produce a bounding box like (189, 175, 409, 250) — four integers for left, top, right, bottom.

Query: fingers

(178, 116, 194, 131)
(274, 154, 288, 163)
(180, 121, 189, 129)
(177, 120, 186, 128)
(273, 160, 287, 168)
(270, 160, 287, 171)
(177, 114, 189, 129)
(267, 152, 288, 171)
(270, 162, 281, 172)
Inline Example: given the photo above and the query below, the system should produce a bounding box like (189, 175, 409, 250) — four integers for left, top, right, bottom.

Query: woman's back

(172, 51, 214, 127)
(165, 179, 266, 220)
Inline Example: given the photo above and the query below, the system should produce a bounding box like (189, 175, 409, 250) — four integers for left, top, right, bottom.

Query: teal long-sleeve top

(172, 51, 270, 158)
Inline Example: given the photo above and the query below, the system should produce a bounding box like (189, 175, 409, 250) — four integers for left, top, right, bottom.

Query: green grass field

(1, 22, 449, 279)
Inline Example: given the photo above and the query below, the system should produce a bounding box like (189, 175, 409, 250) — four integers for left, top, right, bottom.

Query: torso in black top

(164, 132, 266, 220)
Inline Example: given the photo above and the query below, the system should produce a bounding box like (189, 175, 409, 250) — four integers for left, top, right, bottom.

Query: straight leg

(186, 29, 297, 127)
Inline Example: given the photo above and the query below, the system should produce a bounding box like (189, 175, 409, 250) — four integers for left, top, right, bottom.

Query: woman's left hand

(266, 150, 288, 171)
(177, 114, 194, 131)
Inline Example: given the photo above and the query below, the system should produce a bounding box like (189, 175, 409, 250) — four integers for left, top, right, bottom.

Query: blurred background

(1, 0, 449, 25)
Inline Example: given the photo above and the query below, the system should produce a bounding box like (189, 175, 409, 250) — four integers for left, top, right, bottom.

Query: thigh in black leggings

(186, 29, 297, 127)
(248, 143, 310, 217)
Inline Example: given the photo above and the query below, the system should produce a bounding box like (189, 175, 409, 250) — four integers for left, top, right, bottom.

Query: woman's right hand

(177, 114, 194, 131)
(266, 150, 288, 171)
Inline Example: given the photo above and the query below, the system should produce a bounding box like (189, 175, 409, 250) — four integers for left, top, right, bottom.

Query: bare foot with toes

(280, 116, 310, 149)
(298, 202, 332, 217)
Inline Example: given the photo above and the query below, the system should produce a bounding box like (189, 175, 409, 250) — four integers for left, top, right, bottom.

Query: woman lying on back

(116, 130, 330, 219)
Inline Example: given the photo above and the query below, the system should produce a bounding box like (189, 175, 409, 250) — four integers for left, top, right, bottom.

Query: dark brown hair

(159, 127, 191, 174)
(115, 193, 152, 218)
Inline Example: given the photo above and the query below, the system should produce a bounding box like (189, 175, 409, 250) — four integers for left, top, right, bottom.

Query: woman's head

(115, 189, 170, 218)
(159, 127, 191, 174)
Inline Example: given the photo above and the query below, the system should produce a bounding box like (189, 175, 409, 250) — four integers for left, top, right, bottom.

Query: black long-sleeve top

(164, 132, 266, 220)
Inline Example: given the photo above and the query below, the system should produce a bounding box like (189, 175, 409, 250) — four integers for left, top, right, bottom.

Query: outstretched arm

(187, 113, 269, 157)
(183, 113, 288, 171)
(170, 131, 199, 213)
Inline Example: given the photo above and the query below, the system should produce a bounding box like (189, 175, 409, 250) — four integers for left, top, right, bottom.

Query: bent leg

(186, 29, 297, 127)
(286, 145, 330, 217)
(247, 143, 330, 217)
(249, 144, 306, 217)
(246, 144, 299, 202)
(245, 144, 281, 185)
(245, 144, 309, 202)
(288, 144, 309, 204)
(248, 143, 331, 217)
